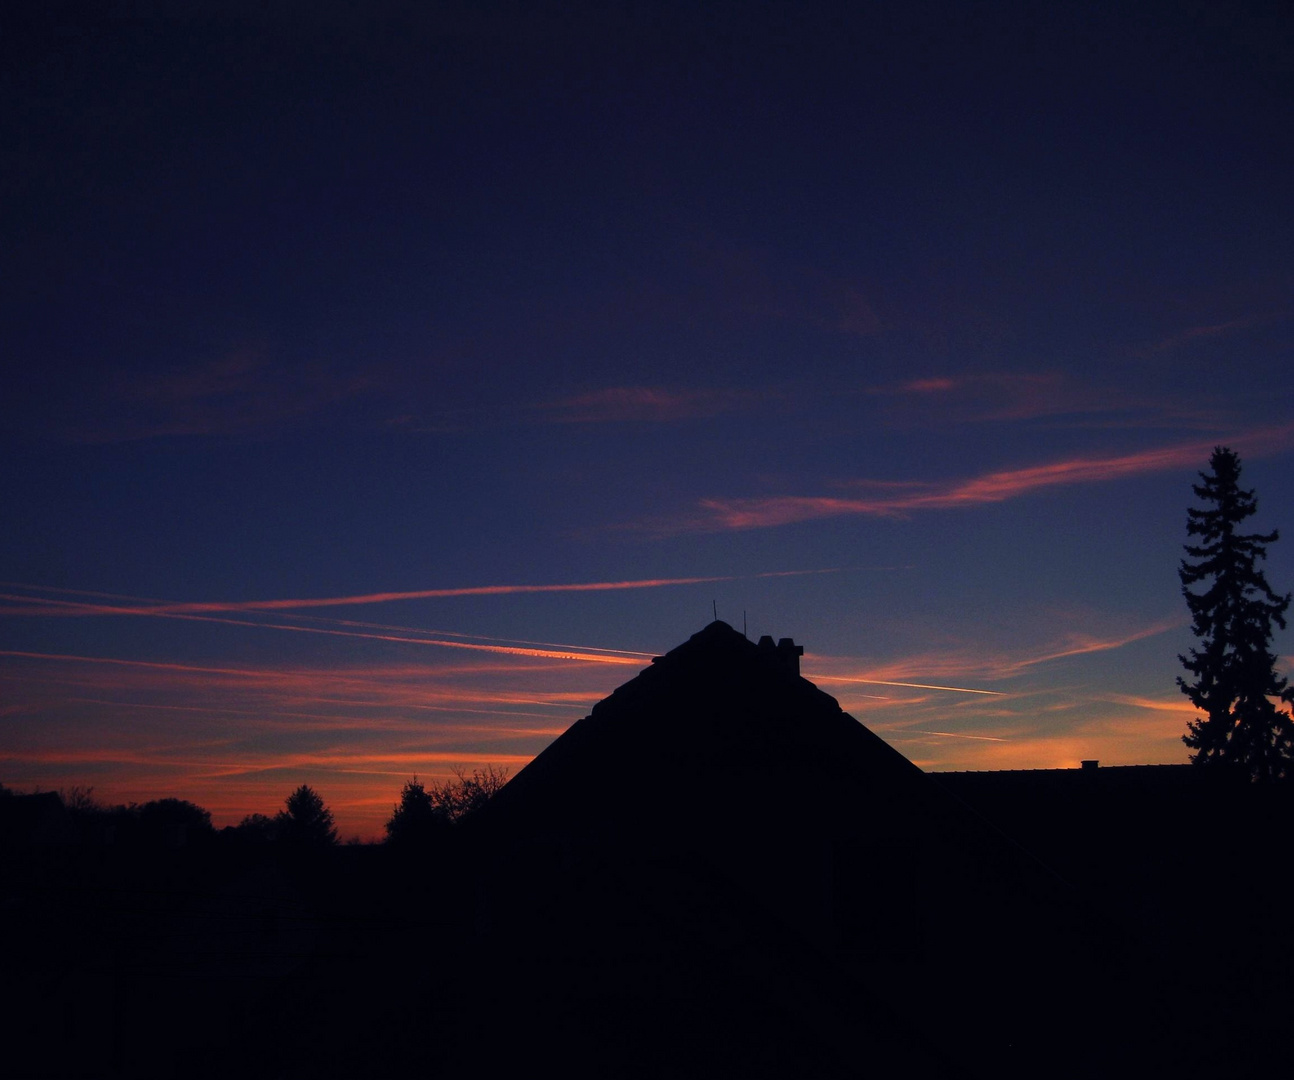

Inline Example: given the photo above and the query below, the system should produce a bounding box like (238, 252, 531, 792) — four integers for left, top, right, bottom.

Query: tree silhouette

(384, 767, 509, 841)
(429, 765, 509, 822)
(276, 784, 339, 846)
(1178, 446, 1294, 780)
(138, 798, 214, 846)
(231, 812, 278, 843)
(385, 775, 449, 846)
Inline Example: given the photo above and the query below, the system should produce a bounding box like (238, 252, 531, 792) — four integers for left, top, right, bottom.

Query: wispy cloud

(1100, 693, 1198, 716)
(870, 370, 1223, 431)
(0, 600, 655, 663)
(809, 618, 1180, 691)
(807, 620, 1198, 773)
(665, 425, 1294, 531)
(855, 686, 1195, 773)
(998, 621, 1184, 675)
(1140, 314, 1274, 356)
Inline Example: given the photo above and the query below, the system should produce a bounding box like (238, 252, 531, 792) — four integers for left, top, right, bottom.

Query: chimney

(777, 638, 804, 674)
(756, 635, 804, 674)
(1081, 759, 1099, 771)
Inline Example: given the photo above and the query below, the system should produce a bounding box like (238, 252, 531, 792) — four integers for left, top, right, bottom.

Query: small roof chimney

(757, 634, 803, 675)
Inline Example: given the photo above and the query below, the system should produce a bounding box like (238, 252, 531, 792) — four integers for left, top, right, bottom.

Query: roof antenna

(712, 599, 717, 622)
(743, 610, 748, 639)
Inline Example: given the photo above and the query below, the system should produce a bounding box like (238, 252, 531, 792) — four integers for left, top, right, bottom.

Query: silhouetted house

(470, 621, 1164, 1078)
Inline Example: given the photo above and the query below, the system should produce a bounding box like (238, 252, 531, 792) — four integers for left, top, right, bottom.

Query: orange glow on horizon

(1, 608, 1215, 839)
(0, 641, 621, 839)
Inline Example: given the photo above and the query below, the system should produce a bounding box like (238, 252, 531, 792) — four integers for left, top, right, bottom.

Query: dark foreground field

(5, 772, 1294, 1080)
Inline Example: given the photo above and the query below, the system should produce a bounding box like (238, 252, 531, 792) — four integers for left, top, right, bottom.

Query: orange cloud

(1100, 693, 1199, 717)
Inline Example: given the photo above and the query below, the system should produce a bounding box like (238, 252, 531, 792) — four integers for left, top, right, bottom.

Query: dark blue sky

(3, 1, 1292, 836)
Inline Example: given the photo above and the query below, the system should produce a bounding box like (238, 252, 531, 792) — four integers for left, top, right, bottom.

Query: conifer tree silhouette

(277, 784, 339, 846)
(384, 775, 447, 846)
(1178, 447, 1294, 779)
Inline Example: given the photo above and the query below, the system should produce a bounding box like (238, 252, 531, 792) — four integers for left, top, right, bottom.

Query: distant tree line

(8, 784, 220, 849)
(1, 768, 510, 851)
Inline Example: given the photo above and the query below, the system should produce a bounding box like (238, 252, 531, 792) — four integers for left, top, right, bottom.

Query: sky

(3, 1, 1292, 839)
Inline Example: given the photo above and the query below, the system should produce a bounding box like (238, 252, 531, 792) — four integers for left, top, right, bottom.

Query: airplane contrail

(907, 729, 1009, 742)
(806, 673, 1004, 696)
(0, 567, 841, 616)
(0, 589, 657, 660)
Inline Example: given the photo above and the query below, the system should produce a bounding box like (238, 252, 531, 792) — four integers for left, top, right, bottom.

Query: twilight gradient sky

(3, 1, 1292, 838)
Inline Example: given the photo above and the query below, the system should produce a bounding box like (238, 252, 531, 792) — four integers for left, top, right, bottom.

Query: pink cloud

(868, 372, 1232, 434)
(681, 424, 1294, 531)
(1141, 314, 1272, 356)
(873, 371, 1155, 427)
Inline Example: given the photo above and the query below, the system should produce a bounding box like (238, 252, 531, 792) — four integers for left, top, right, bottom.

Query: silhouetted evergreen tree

(1178, 446, 1294, 780)
(276, 784, 339, 846)
(385, 775, 449, 846)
